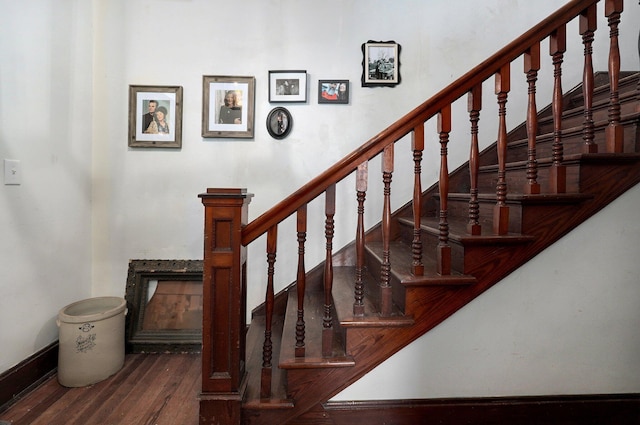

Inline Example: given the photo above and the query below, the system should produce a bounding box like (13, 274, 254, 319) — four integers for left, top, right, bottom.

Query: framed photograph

(269, 70, 307, 103)
(202, 75, 255, 138)
(266, 107, 293, 139)
(125, 259, 203, 353)
(128, 85, 183, 148)
(318, 80, 349, 104)
(361, 41, 401, 87)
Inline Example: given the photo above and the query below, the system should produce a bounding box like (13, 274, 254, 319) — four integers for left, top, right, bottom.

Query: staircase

(197, 1, 640, 424)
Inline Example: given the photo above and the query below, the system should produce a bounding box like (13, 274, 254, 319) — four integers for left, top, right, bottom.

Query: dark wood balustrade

(198, 1, 638, 423)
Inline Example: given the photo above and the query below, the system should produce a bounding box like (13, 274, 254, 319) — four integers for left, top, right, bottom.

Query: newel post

(198, 188, 253, 425)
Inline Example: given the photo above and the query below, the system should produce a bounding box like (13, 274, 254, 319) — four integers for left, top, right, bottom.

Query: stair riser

(536, 91, 639, 135)
(480, 120, 638, 168)
(437, 196, 525, 233)
(477, 161, 582, 194)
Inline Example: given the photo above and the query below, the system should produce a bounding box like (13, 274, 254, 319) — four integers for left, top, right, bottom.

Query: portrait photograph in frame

(266, 107, 293, 139)
(269, 70, 307, 103)
(202, 75, 255, 138)
(361, 41, 401, 87)
(318, 80, 349, 104)
(128, 85, 183, 148)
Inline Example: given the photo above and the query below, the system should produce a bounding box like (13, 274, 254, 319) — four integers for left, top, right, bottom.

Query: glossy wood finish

(524, 43, 541, 194)
(295, 206, 307, 357)
(380, 145, 394, 316)
(322, 185, 336, 356)
(411, 124, 425, 275)
(437, 106, 452, 274)
(0, 342, 57, 413)
(353, 163, 367, 316)
(198, 188, 253, 424)
(605, 0, 624, 152)
(0, 354, 200, 425)
(493, 64, 511, 234)
(467, 84, 482, 235)
(581, 3, 598, 153)
(261, 225, 277, 398)
(549, 25, 568, 193)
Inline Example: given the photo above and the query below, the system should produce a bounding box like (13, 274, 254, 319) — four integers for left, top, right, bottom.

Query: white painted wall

(0, 0, 638, 400)
(0, 1, 93, 372)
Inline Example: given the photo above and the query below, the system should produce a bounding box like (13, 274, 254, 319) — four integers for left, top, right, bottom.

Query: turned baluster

(354, 162, 367, 316)
(581, 3, 598, 153)
(494, 64, 510, 235)
(322, 184, 336, 357)
(412, 124, 425, 275)
(437, 106, 451, 275)
(380, 145, 394, 317)
(605, 0, 624, 152)
(549, 25, 567, 194)
(295, 205, 307, 357)
(524, 43, 541, 194)
(261, 225, 277, 399)
(467, 84, 482, 235)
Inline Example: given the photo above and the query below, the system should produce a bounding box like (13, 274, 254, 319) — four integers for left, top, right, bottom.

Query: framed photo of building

(202, 75, 255, 138)
(269, 70, 307, 103)
(361, 41, 401, 87)
(128, 85, 183, 148)
(318, 80, 349, 104)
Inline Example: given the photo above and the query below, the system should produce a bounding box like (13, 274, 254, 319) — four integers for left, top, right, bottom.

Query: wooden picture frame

(128, 85, 183, 148)
(269, 70, 307, 103)
(361, 41, 401, 87)
(202, 75, 255, 138)
(318, 80, 349, 104)
(124, 259, 203, 353)
(266, 107, 293, 139)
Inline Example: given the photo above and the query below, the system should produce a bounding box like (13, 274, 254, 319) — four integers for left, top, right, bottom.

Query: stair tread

(397, 215, 536, 245)
(478, 148, 640, 172)
(332, 266, 414, 327)
(365, 240, 477, 285)
(244, 313, 292, 407)
(279, 286, 355, 370)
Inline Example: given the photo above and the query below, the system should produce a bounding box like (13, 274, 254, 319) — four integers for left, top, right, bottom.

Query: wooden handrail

(241, 0, 602, 247)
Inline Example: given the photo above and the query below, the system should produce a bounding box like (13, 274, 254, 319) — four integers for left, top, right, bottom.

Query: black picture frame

(268, 70, 307, 103)
(318, 80, 349, 104)
(361, 40, 401, 87)
(124, 259, 203, 353)
(266, 107, 293, 139)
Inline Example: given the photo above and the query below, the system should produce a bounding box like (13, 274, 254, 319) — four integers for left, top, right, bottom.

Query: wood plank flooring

(0, 353, 200, 425)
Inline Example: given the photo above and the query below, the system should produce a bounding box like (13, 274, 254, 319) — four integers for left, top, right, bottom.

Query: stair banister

(199, 1, 627, 423)
(240, 0, 605, 248)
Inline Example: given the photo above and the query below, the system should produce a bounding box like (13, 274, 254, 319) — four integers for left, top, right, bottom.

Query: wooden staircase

(197, 1, 639, 424)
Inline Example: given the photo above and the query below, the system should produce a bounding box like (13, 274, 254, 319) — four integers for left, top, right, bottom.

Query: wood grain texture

(0, 353, 200, 425)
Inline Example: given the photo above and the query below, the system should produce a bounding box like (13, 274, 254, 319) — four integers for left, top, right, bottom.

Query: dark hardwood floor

(0, 353, 200, 425)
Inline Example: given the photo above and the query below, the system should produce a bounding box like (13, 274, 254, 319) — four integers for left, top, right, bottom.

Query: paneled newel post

(198, 188, 253, 425)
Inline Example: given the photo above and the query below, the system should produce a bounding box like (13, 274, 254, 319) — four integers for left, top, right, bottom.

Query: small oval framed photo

(266, 107, 293, 139)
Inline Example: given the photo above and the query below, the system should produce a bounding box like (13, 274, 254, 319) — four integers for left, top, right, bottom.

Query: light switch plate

(4, 159, 21, 185)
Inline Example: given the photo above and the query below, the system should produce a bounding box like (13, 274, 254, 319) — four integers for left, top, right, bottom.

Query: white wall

(0, 0, 638, 401)
(0, 1, 93, 372)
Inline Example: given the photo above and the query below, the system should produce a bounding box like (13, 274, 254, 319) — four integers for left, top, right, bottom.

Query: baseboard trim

(323, 394, 640, 425)
(0, 341, 58, 413)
